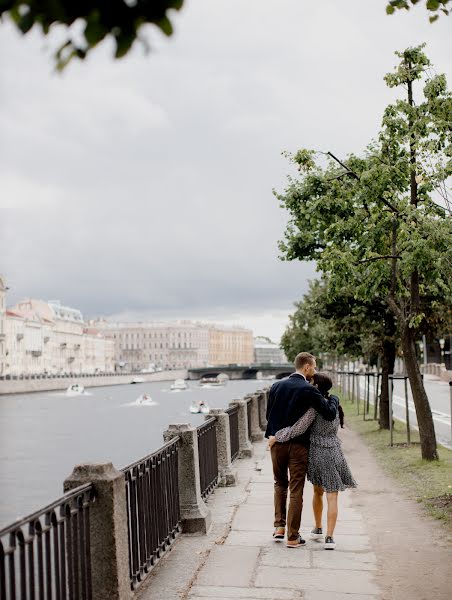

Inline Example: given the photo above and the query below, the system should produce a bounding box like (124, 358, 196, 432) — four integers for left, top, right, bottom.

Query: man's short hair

(294, 352, 316, 370)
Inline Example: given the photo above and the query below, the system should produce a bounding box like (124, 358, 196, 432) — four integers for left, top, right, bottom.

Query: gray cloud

(1, 0, 451, 340)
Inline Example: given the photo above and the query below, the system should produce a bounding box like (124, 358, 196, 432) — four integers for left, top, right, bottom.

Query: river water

(0, 379, 268, 528)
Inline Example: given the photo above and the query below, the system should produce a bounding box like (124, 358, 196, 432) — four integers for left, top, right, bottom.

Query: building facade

(2, 287, 115, 376)
(95, 321, 254, 371)
(254, 336, 287, 364)
(0, 276, 7, 377)
(208, 326, 254, 366)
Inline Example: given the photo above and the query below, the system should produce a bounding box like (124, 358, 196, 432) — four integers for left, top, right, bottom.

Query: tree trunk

(401, 326, 438, 460)
(379, 339, 396, 430)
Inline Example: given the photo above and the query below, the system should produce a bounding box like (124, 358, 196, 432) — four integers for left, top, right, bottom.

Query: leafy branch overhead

(0, 0, 184, 69)
(387, 0, 450, 22)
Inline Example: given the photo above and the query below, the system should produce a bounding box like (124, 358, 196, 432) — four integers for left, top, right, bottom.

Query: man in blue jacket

(265, 352, 337, 547)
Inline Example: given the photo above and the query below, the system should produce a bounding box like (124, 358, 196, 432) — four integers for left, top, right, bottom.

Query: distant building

(95, 320, 254, 371)
(254, 336, 287, 364)
(208, 325, 254, 366)
(1, 284, 114, 376)
(0, 276, 7, 376)
(95, 320, 208, 372)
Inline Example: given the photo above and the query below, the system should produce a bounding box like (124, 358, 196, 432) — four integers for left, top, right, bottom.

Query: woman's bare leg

(326, 492, 338, 537)
(312, 485, 324, 528)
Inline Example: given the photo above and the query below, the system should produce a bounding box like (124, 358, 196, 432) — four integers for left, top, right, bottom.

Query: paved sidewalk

(139, 434, 380, 600)
(187, 442, 379, 600)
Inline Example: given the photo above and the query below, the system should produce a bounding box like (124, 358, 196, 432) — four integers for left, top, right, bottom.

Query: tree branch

(357, 255, 401, 264)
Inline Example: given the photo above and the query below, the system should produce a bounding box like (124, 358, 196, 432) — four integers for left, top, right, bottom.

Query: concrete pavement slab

(255, 566, 380, 595)
(188, 585, 299, 599)
(303, 593, 378, 600)
(196, 545, 261, 587)
(308, 535, 371, 551)
(232, 504, 274, 531)
(312, 550, 377, 570)
(225, 530, 282, 547)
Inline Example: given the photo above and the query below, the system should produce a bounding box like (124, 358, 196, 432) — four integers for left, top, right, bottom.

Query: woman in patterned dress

(268, 372, 356, 549)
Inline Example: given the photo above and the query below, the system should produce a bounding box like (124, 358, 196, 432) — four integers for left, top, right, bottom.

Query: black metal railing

(225, 406, 240, 461)
(122, 438, 181, 591)
(197, 418, 219, 499)
(246, 398, 252, 440)
(0, 483, 95, 600)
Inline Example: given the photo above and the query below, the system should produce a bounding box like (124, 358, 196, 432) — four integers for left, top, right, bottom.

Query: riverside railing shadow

(0, 387, 269, 599)
(0, 483, 95, 600)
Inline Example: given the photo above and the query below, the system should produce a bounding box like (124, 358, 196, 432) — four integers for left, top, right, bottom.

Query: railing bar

(27, 524, 36, 600)
(52, 516, 61, 600)
(36, 527, 44, 600)
(19, 533, 26, 600)
(83, 506, 92, 600)
(59, 515, 66, 600)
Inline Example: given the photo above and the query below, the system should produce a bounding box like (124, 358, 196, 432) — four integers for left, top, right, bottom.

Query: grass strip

(338, 392, 452, 528)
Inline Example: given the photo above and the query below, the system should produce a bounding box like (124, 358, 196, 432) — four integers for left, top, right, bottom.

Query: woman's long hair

(312, 372, 344, 428)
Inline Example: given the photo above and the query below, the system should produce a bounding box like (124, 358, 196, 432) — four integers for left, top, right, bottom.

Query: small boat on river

(66, 384, 86, 396)
(170, 378, 188, 391)
(189, 400, 210, 414)
(199, 375, 227, 387)
(131, 377, 145, 384)
(136, 393, 156, 406)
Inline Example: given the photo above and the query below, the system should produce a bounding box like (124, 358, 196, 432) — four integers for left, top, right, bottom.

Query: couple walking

(265, 352, 356, 550)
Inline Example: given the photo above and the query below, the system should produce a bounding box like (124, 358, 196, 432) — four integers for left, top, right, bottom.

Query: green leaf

(386, 5, 396, 14)
(155, 16, 173, 36)
(429, 14, 440, 21)
(426, 0, 440, 10)
(84, 19, 108, 47)
(114, 31, 135, 58)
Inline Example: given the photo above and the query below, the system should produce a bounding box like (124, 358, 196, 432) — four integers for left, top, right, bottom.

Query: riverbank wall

(0, 369, 187, 395)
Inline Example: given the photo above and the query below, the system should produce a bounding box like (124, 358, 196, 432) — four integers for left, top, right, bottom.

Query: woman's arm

(274, 408, 317, 443)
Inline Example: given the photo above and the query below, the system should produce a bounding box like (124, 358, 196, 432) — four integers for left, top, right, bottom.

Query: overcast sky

(1, 1, 451, 342)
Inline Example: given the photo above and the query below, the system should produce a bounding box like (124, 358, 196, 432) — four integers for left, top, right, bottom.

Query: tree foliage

(0, 0, 184, 69)
(276, 45, 452, 459)
(386, 0, 450, 22)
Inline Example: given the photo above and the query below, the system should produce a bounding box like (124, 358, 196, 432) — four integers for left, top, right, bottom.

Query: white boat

(189, 400, 210, 414)
(199, 376, 227, 387)
(66, 384, 86, 396)
(131, 377, 145, 384)
(170, 378, 188, 391)
(136, 393, 156, 406)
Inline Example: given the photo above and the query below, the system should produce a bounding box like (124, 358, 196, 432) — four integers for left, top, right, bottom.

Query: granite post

(256, 391, 267, 431)
(249, 393, 264, 441)
(230, 399, 253, 458)
(163, 423, 211, 534)
(64, 462, 132, 600)
(207, 409, 237, 486)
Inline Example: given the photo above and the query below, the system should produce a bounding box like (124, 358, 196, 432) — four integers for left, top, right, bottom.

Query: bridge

(187, 363, 294, 380)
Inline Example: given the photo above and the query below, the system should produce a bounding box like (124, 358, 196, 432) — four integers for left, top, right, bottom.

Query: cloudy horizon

(1, 1, 451, 343)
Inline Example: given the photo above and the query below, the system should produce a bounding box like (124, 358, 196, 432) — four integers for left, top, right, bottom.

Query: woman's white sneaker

(310, 527, 323, 540)
(324, 536, 336, 550)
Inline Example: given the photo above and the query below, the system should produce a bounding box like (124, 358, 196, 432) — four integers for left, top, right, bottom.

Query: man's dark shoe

(324, 536, 336, 550)
(286, 535, 306, 548)
(310, 527, 323, 540)
(272, 527, 285, 541)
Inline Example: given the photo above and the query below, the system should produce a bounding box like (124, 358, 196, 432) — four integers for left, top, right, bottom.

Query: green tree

(276, 48, 452, 460)
(0, 0, 184, 69)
